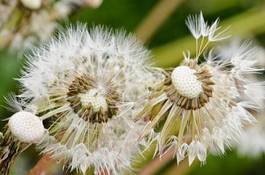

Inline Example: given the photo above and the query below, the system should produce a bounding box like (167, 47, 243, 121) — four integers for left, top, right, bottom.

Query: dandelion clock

(138, 12, 265, 165)
(1, 26, 162, 174)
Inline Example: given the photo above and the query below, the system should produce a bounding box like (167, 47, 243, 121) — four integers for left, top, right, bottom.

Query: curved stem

(139, 147, 175, 175)
(28, 154, 58, 175)
(135, 0, 185, 44)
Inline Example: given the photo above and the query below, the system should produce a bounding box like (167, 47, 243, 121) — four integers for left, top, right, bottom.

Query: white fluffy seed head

(20, 0, 42, 10)
(8, 111, 45, 143)
(79, 89, 108, 112)
(18, 25, 161, 173)
(171, 66, 203, 99)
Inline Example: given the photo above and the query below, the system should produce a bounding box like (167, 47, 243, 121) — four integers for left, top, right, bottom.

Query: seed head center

(171, 66, 203, 99)
(67, 74, 120, 123)
(79, 88, 108, 112)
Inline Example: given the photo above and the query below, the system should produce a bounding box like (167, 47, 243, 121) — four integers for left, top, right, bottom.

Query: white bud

(8, 111, 45, 143)
(84, 0, 103, 8)
(171, 66, 203, 99)
(20, 0, 42, 10)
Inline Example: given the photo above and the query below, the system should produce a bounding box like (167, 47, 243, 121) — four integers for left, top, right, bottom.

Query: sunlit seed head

(138, 13, 264, 167)
(8, 111, 45, 143)
(17, 25, 160, 174)
(171, 66, 203, 99)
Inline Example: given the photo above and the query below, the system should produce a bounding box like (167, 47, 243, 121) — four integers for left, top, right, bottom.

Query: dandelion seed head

(79, 88, 108, 113)
(139, 15, 264, 165)
(8, 111, 45, 143)
(142, 52, 261, 164)
(17, 25, 158, 174)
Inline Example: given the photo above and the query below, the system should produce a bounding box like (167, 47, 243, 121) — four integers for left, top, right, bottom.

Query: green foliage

(0, 50, 23, 124)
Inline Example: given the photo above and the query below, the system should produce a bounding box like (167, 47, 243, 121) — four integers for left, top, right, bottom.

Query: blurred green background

(1, 0, 265, 174)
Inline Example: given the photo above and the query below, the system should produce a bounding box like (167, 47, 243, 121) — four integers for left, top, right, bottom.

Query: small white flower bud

(84, 0, 103, 8)
(8, 111, 45, 143)
(171, 66, 203, 99)
(20, 0, 42, 10)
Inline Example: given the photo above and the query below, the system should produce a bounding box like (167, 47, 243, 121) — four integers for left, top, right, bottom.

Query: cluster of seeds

(165, 60, 214, 110)
(67, 74, 120, 123)
(0, 12, 264, 175)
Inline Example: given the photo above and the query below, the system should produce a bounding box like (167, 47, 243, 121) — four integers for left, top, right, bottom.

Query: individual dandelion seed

(185, 11, 230, 59)
(15, 25, 162, 174)
(138, 13, 265, 166)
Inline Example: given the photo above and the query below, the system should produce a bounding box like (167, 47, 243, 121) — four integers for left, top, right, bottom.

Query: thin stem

(197, 40, 209, 60)
(139, 147, 175, 175)
(0, 7, 24, 48)
(163, 158, 196, 175)
(28, 154, 58, 175)
(135, 0, 185, 43)
(197, 36, 204, 59)
(139, 147, 191, 175)
(195, 39, 198, 58)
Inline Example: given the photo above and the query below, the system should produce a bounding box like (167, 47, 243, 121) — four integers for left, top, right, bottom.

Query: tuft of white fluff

(19, 25, 160, 101)
(185, 11, 230, 41)
(139, 13, 265, 166)
(18, 25, 162, 174)
(8, 111, 45, 143)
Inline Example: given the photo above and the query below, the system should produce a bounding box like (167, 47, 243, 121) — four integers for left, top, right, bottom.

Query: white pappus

(138, 13, 265, 166)
(14, 25, 162, 174)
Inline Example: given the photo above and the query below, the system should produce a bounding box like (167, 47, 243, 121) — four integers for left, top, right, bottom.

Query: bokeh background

(0, 0, 265, 174)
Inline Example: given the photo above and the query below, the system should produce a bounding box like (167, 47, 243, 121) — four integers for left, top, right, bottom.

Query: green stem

(123, 141, 157, 175)
(0, 7, 24, 48)
(135, 0, 185, 43)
